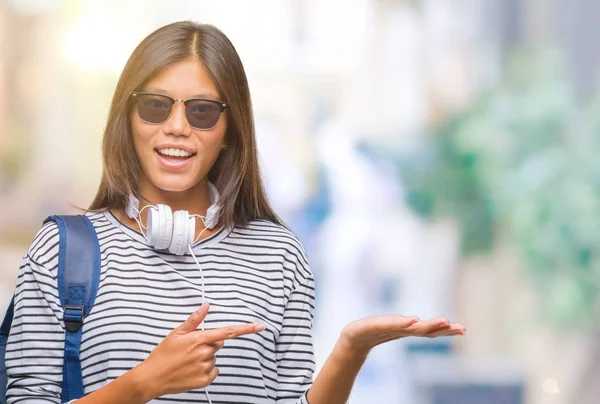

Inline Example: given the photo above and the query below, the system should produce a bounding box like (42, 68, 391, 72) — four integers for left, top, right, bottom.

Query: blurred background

(1, 0, 599, 403)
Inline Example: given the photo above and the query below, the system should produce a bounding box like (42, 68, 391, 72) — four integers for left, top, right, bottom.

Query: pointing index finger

(198, 323, 265, 344)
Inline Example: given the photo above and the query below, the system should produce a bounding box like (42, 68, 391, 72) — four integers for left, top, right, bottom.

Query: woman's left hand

(339, 315, 466, 356)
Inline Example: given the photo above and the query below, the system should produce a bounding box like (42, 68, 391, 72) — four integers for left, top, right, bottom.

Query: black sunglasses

(131, 92, 228, 130)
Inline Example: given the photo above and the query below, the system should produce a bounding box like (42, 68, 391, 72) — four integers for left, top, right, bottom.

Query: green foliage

(400, 52, 600, 327)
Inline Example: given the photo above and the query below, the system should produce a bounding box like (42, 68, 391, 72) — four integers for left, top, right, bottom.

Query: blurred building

(1, 1, 600, 403)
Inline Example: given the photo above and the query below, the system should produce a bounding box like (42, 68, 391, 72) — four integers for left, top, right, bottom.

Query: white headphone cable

(131, 204, 154, 235)
(188, 244, 213, 404)
(191, 214, 211, 245)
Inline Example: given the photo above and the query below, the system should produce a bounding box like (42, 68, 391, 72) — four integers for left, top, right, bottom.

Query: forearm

(306, 338, 369, 404)
(73, 365, 154, 404)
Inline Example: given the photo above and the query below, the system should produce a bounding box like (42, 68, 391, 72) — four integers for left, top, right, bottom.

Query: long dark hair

(89, 21, 281, 228)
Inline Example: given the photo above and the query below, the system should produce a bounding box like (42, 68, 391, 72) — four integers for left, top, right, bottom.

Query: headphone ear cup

(169, 210, 190, 255)
(155, 204, 173, 250)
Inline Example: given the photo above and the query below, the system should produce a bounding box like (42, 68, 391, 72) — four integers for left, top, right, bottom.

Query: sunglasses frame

(131, 92, 228, 130)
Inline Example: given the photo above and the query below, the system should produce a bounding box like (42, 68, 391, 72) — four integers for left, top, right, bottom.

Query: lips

(154, 149, 196, 170)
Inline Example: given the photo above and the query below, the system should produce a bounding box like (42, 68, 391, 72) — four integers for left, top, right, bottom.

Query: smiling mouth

(155, 148, 197, 160)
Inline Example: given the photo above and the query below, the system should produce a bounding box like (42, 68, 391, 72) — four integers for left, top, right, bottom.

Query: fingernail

(254, 324, 265, 332)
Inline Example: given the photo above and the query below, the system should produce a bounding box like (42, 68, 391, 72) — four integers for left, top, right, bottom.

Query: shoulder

(84, 210, 113, 232)
(27, 219, 60, 267)
(240, 219, 303, 240)
(234, 219, 308, 258)
(27, 213, 108, 265)
(230, 219, 312, 282)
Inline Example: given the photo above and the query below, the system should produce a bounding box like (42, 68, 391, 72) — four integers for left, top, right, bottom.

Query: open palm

(340, 315, 466, 353)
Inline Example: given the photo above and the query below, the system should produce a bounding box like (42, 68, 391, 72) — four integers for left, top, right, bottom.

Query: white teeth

(157, 148, 192, 157)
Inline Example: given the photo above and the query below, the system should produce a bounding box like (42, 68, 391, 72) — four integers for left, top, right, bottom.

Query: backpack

(0, 215, 101, 403)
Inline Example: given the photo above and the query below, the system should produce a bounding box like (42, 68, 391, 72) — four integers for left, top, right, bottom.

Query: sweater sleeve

(275, 273, 316, 404)
(5, 222, 67, 403)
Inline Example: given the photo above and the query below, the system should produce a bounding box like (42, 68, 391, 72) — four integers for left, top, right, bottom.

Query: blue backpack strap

(0, 296, 15, 403)
(0, 297, 15, 341)
(44, 215, 101, 402)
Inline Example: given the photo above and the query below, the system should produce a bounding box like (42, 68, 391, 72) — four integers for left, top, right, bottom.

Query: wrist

(334, 334, 370, 364)
(128, 362, 159, 402)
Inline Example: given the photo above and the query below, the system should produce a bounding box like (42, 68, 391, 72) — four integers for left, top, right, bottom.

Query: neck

(137, 176, 213, 217)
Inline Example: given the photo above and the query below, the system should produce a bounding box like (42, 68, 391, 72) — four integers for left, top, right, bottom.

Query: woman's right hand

(131, 302, 265, 401)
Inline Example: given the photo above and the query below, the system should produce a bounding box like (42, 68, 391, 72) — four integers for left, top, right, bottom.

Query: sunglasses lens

(186, 100, 222, 129)
(136, 94, 172, 124)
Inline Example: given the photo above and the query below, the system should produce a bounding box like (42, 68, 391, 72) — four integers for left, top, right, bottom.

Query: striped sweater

(5, 211, 315, 403)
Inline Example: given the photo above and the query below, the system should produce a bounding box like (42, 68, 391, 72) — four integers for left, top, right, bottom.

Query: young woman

(5, 21, 465, 403)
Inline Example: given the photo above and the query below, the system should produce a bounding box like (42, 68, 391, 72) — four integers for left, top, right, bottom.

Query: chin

(152, 176, 199, 194)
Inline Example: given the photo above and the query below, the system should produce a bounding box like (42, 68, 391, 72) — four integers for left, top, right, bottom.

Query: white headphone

(125, 182, 222, 255)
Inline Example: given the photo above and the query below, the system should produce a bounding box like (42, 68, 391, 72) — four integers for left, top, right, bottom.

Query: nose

(163, 100, 192, 137)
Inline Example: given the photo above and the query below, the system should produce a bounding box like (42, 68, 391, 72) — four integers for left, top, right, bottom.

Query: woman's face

(130, 59, 227, 195)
